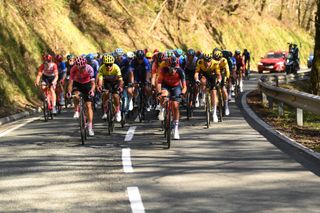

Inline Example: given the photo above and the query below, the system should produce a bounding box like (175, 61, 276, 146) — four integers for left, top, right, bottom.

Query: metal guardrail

(257, 70, 320, 125)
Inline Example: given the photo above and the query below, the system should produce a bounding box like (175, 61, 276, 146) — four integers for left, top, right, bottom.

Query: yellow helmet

(146, 52, 153, 59)
(203, 52, 212, 61)
(103, 54, 115, 64)
(213, 50, 222, 60)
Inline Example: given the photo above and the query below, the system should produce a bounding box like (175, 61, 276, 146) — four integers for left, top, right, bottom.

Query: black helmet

(187, 49, 195, 56)
(136, 50, 145, 59)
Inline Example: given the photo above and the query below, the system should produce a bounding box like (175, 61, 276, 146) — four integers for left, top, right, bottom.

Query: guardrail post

(278, 102, 284, 116)
(268, 97, 273, 110)
(297, 108, 303, 126)
(262, 93, 267, 106)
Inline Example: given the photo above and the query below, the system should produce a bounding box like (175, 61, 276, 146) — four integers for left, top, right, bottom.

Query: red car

(257, 51, 287, 73)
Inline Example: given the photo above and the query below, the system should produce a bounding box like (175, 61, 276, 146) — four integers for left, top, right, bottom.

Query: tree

(311, 0, 320, 95)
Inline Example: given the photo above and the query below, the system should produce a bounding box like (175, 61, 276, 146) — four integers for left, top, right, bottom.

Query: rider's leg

(211, 89, 218, 122)
(50, 85, 57, 112)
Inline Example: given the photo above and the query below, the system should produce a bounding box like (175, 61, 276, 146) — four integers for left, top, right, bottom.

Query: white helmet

(115, 48, 124, 56)
(127, 51, 134, 59)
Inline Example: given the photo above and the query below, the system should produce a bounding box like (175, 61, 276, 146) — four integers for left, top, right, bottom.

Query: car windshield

(265, 53, 283, 58)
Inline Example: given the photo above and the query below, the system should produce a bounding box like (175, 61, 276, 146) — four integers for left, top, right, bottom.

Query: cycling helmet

(86, 53, 94, 62)
(55, 54, 63, 62)
(127, 51, 135, 59)
(115, 48, 124, 56)
(75, 56, 87, 67)
(67, 54, 74, 60)
(187, 49, 195, 56)
(167, 55, 178, 67)
(235, 50, 241, 55)
(203, 52, 212, 62)
(146, 52, 153, 59)
(175, 49, 183, 57)
(43, 54, 52, 62)
(103, 54, 115, 64)
(213, 50, 222, 60)
(136, 50, 145, 59)
(157, 52, 163, 62)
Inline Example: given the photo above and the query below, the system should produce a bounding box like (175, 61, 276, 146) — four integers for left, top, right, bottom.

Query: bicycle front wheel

(80, 109, 86, 145)
(205, 93, 211, 128)
(165, 102, 171, 149)
(43, 100, 49, 122)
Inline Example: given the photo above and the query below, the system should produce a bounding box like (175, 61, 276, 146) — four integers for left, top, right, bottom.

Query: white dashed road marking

(127, 186, 145, 213)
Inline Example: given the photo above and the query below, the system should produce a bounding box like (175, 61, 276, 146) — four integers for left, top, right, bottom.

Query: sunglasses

(105, 63, 113, 67)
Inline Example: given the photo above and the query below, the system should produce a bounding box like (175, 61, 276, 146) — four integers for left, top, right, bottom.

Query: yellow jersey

(195, 59, 221, 76)
(98, 63, 122, 81)
(218, 57, 230, 78)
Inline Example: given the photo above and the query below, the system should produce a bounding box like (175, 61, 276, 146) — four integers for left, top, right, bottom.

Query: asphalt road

(0, 72, 319, 213)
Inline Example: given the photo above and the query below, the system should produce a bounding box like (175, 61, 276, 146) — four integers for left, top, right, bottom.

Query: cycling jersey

(158, 67, 186, 87)
(219, 57, 230, 78)
(195, 59, 221, 76)
(235, 55, 245, 72)
(184, 56, 198, 71)
(129, 58, 151, 83)
(57, 61, 67, 74)
(98, 63, 122, 81)
(87, 59, 100, 78)
(70, 64, 95, 84)
(38, 62, 58, 77)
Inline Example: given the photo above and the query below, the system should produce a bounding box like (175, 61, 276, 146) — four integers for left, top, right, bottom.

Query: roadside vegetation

(247, 90, 320, 152)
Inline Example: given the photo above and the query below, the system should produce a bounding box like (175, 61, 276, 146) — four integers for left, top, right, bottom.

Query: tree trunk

(259, 0, 267, 15)
(306, 1, 317, 31)
(278, 0, 285, 20)
(302, 0, 312, 28)
(311, 0, 320, 95)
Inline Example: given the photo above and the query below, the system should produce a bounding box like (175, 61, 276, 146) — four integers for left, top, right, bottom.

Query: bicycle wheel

(43, 100, 49, 122)
(217, 88, 223, 122)
(138, 91, 144, 123)
(205, 93, 211, 128)
(107, 94, 114, 135)
(80, 107, 86, 145)
(165, 101, 171, 149)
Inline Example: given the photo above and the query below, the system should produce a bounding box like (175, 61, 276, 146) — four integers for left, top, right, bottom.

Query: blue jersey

(58, 61, 67, 74)
(87, 59, 99, 78)
(129, 57, 151, 83)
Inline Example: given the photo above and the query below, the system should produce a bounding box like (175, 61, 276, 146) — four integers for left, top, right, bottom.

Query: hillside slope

(0, 0, 314, 115)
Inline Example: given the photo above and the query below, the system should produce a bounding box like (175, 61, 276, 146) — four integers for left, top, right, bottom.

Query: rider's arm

(52, 63, 59, 84)
(157, 70, 164, 94)
(194, 61, 202, 82)
(179, 68, 187, 94)
(35, 64, 44, 86)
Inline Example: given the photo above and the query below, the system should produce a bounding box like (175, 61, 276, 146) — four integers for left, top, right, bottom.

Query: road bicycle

(71, 93, 87, 145)
(162, 94, 181, 149)
(120, 86, 129, 128)
(204, 85, 211, 128)
(216, 82, 224, 122)
(102, 89, 115, 135)
(41, 84, 54, 122)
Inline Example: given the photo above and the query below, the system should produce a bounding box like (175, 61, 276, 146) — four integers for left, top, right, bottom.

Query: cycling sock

(213, 105, 217, 115)
(103, 103, 108, 113)
(88, 122, 93, 129)
(225, 101, 229, 109)
(116, 105, 120, 112)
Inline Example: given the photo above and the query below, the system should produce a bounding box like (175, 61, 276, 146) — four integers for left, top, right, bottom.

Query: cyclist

(86, 53, 100, 78)
(213, 49, 230, 116)
(55, 54, 67, 106)
(157, 55, 186, 140)
(183, 49, 199, 107)
(35, 54, 59, 114)
(242, 49, 251, 79)
(97, 54, 123, 122)
(234, 50, 245, 92)
(129, 50, 152, 111)
(194, 52, 221, 122)
(67, 56, 96, 136)
(114, 49, 134, 111)
(174, 49, 185, 66)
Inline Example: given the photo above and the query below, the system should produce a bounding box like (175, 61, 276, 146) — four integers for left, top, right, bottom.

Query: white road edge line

(125, 126, 137, 141)
(127, 186, 145, 213)
(0, 117, 39, 138)
(122, 148, 134, 173)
